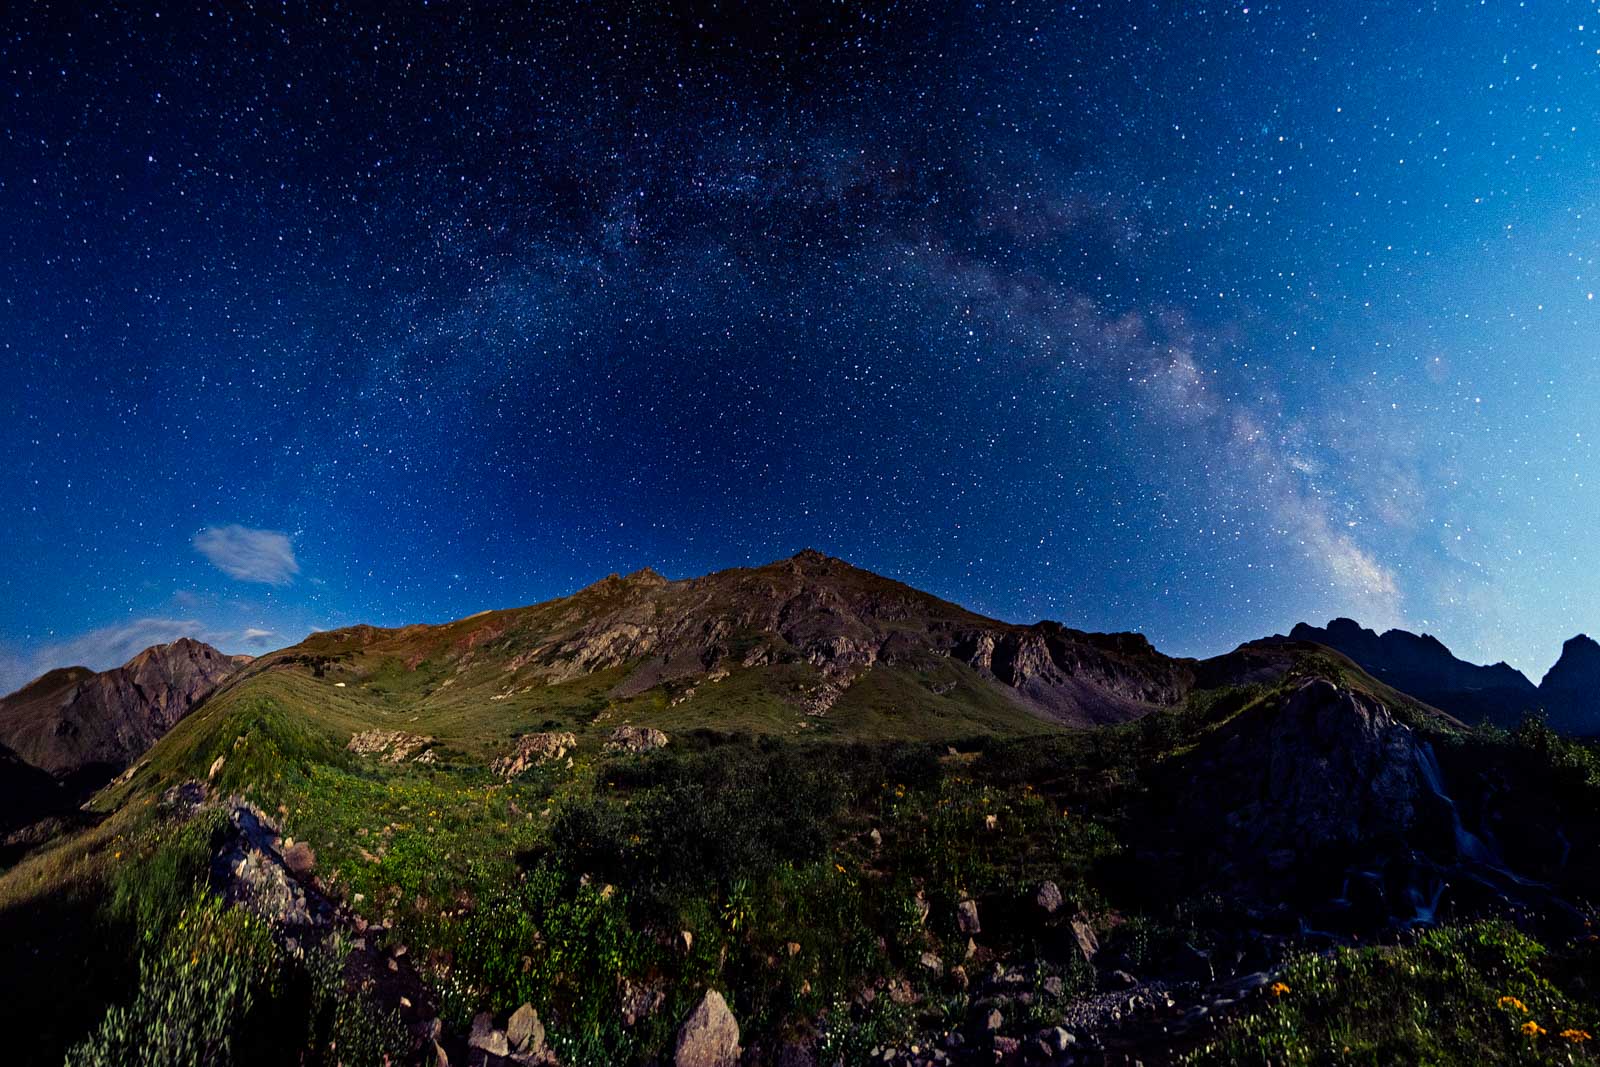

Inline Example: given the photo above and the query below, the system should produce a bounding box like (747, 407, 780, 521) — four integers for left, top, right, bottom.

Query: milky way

(2, 2, 1596, 689)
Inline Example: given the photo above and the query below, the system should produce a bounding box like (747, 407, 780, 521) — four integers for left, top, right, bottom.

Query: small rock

(1046, 1027, 1076, 1051)
(1042, 975, 1064, 997)
(950, 965, 969, 990)
(1034, 880, 1063, 916)
(1068, 916, 1099, 962)
(207, 754, 226, 780)
(956, 899, 981, 935)
(674, 988, 740, 1067)
(468, 1012, 510, 1056)
(978, 1007, 1003, 1033)
(919, 951, 943, 977)
(1103, 969, 1138, 990)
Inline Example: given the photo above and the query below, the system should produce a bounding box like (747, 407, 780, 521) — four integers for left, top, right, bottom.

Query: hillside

(0, 556, 1593, 1067)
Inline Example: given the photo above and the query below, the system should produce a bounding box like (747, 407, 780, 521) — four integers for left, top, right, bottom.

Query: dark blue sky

(3, 2, 1596, 691)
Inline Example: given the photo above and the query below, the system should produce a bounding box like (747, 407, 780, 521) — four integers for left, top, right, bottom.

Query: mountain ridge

(1284, 617, 1599, 733)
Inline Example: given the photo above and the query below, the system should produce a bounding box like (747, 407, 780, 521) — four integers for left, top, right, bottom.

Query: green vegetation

(8, 641, 1600, 1065)
(1187, 922, 1600, 1066)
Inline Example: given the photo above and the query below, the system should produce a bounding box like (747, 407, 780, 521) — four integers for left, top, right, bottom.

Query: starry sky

(3, 2, 1597, 693)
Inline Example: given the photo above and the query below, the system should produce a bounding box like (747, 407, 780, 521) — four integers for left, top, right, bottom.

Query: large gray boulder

(674, 989, 740, 1067)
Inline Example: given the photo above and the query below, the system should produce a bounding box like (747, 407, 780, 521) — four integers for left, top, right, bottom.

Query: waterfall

(1406, 874, 1446, 925)
(1414, 742, 1497, 866)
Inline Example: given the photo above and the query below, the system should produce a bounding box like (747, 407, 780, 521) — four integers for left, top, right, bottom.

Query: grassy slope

(13, 623, 1588, 1066)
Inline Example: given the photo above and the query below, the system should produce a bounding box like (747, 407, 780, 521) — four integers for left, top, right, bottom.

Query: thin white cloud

(194, 525, 300, 586)
(241, 627, 276, 643)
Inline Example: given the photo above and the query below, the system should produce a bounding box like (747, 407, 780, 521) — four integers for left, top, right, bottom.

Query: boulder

(674, 989, 740, 1067)
(1167, 678, 1428, 871)
(506, 1003, 544, 1054)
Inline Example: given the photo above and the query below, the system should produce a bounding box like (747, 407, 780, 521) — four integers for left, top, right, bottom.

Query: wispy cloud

(194, 525, 300, 585)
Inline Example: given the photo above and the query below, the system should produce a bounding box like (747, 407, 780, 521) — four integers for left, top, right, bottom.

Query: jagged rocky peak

(1542, 634, 1600, 694)
(0, 637, 245, 783)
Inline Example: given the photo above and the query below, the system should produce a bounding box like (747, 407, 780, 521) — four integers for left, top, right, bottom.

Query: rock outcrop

(1165, 678, 1426, 872)
(605, 725, 668, 753)
(347, 730, 435, 763)
(492, 731, 578, 776)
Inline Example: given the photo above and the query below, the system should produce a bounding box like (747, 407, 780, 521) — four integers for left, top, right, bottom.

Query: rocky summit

(0, 637, 246, 790)
(0, 556, 1598, 1067)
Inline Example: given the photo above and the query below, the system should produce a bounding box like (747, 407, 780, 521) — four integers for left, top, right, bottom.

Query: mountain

(190, 549, 1307, 769)
(1281, 618, 1540, 728)
(1540, 634, 1600, 734)
(0, 637, 248, 789)
(8, 552, 1574, 1067)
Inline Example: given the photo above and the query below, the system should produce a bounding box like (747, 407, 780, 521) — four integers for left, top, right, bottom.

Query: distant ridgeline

(1283, 618, 1600, 734)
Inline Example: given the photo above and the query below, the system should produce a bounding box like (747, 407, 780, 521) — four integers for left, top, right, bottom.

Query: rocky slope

(0, 637, 247, 787)
(254, 549, 1296, 734)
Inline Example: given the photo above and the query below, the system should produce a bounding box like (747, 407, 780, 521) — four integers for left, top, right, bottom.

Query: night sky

(3, 2, 1597, 692)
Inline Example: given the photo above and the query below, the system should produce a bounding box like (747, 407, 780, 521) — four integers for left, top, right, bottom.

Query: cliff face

(0, 637, 246, 782)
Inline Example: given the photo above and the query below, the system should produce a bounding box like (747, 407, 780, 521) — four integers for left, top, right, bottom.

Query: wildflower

(1269, 982, 1290, 997)
(834, 863, 846, 874)
(1521, 1021, 1546, 1038)
(1499, 996, 1530, 1014)
(1561, 1029, 1592, 1044)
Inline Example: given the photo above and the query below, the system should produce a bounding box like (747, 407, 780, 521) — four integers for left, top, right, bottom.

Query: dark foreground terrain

(3, 555, 1599, 1066)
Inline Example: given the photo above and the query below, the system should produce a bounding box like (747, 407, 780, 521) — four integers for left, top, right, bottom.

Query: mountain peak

(1541, 634, 1600, 695)
(0, 638, 243, 783)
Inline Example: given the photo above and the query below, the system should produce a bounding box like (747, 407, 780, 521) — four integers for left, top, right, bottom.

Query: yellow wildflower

(834, 863, 846, 874)
(1269, 982, 1291, 997)
(1561, 1029, 1592, 1044)
(1521, 1021, 1546, 1037)
(1499, 996, 1530, 1013)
